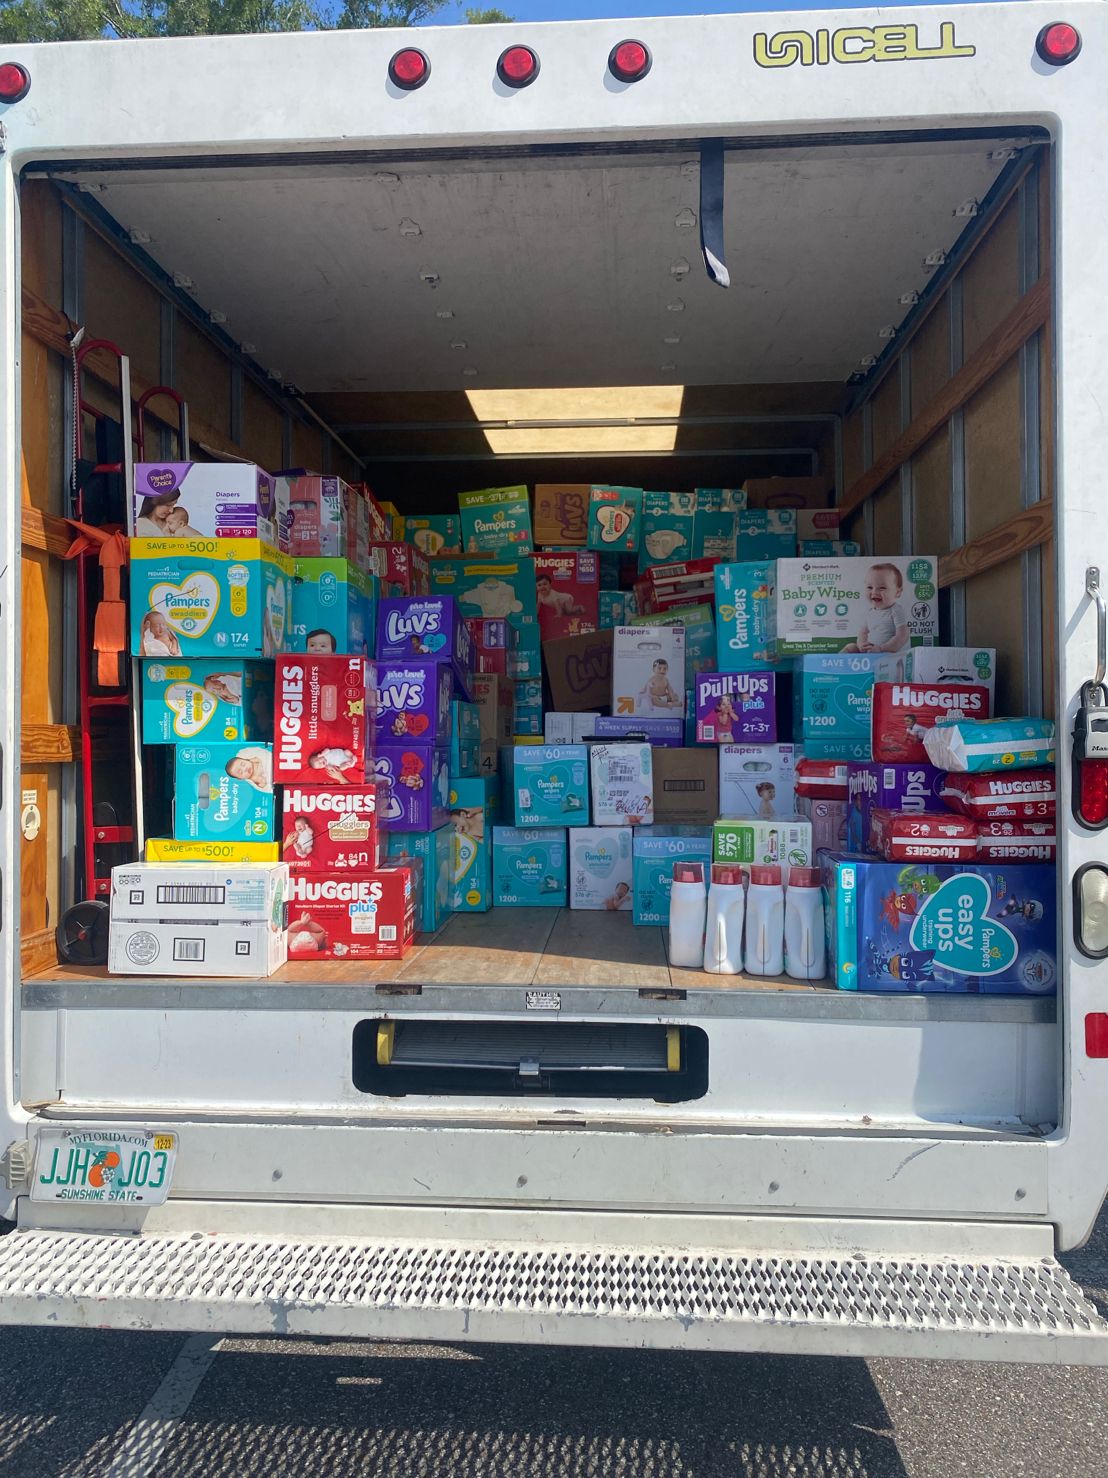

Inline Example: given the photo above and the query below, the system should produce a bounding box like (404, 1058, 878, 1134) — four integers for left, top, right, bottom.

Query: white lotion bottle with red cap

(745, 864, 785, 976)
(668, 860, 708, 968)
(784, 865, 826, 980)
(703, 863, 745, 974)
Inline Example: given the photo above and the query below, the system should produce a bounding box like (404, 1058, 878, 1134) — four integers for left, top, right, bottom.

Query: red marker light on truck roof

(389, 47, 430, 91)
(608, 40, 651, 83)
(1036, 22, 1081, 65)
(0, 62, 30, 103)
(497, 45, 539, 88)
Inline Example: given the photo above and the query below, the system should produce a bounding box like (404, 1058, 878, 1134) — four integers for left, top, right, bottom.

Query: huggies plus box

(273, 655, 372, 786)
(287, 865, 416, 961)
(131, 539, 292, 659)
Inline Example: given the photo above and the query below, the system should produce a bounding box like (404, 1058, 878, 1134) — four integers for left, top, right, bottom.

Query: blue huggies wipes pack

(173, 742, 275, 842)
(821, 855, 1057, 994)
(510, 745, 591, 827)
(386, 823, 455, 934)
(142, 659, 274, 744)
(923, 717, 1056, 773)
(493, 827, 568, 906)
(714, 561, 777, 671)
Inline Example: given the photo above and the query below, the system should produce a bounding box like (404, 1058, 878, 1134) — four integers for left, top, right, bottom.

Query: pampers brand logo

(284, 788, 376, 816)
(278, 664, 305, 770)
(754, 21, 974, 68)
(889, 685, 986, 712)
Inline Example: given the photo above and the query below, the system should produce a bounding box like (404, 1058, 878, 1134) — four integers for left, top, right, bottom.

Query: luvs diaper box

(376, 595, 475, 698)
(280, 783, 383, 872)
(372, 745, 451, 832)
(776, 556, 938, 655)
(173, 741, 275, 842)
(429, 555, 540, 680)
(694, 672, 777, 744)
(289, 558, 375, 656)
(586, 485, 643, 553)
(533, 485, 591, 547)
(273, 655, 372, 786)
(509, 744, 590, 827)
(459, 485, 534, 556)
(821, 855, 1057, 994)
(533, 552, 600, 642)
(134, 463, 283, 547)
(373, 660, 453, 747)
(131, 539, 292, 659)
(387, 823, 454, 934)
(792, 653, 899, 760)
(715, 561, 777, 671)
(611, 625, 686, 717)
(569, 827, 633, 910)
(493, 826, 568, 907)
(142, 659, 273, 743)
(631, 828, 712, 926)
(449, 775, 499, 911)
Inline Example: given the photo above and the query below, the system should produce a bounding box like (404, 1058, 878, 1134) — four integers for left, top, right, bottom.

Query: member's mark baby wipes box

(776, 556, 938, 655)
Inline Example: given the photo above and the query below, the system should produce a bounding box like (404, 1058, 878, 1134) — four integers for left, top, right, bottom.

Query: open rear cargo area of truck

(15, 127, 1060, 1136)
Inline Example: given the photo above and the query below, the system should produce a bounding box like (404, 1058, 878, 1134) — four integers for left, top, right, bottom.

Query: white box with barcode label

(589, 743, 654, 826)
(108, 863, 288, 978)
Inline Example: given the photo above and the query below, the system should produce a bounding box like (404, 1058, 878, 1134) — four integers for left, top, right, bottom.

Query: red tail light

(1036, 22, 1082, 65)
(1074, 758, 1108, 829)
(1086, 1014, 1108, 1057)
(0, 62, 30, 103)
(497, 45, 539, 88)
(389, 48, 430, 91)
(608, 40, 651, 83)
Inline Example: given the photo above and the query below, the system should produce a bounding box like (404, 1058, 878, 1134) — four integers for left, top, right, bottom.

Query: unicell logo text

(284, 789, 376, 816)
(890, 685, 985, 712)
(289, 877, 384, 904)
(277, 664, 305, 770)
(384, 608, 439, 644)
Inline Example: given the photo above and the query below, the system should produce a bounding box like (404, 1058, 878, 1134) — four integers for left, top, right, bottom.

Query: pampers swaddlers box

(821, 855, 1057, 994)
(142, 659, 273, 744)
(611, 625, 686, 717)
(776, 556, 938, 655)
(134, 463, 282, 546)
(174, 741, 275, 842)
(510, 745, 590, 827)
(131, 539, 292, 659)
(493, 827, 568, 906)
(449, 776, 499, 912)
(715, 561, 777, 671)
(570, 827, 633, 910)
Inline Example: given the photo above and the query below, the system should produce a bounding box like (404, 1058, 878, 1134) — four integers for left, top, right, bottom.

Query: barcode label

(609, 763, 636, 782)
(157, 884, 226, 905)
(518, 787, 533, 809)
(379, 925, 397, 942)
(664, 779, 704, 793)
(173, 938, 205, 962)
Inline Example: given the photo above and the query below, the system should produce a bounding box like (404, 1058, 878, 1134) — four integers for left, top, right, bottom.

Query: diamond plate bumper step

(0, 1229, 1105, 1362)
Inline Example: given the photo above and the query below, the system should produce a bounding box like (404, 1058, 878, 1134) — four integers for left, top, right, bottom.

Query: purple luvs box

(376, 596, 474, 698)
(593, 716, 685, 748)
(134, 463, 282, 547)
(846, 761, 945, 853)
(373, 661, 453, 746)
(694, 672, 776, 744)
(372, 745, 450, 831)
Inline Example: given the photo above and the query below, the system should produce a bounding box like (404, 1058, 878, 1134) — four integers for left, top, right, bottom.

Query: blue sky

(436, 0, 990, 20)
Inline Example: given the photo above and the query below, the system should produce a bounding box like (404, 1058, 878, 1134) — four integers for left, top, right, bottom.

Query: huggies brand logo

(754, 21, 975, 68)
(284, 788, 377, 816)
(278, 664, 305, 770)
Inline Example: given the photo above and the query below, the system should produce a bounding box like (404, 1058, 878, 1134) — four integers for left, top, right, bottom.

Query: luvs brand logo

(754, 21, 974, 68)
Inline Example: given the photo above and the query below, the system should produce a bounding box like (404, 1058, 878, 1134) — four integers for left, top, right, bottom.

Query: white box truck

(2, 3, 1108, 1361)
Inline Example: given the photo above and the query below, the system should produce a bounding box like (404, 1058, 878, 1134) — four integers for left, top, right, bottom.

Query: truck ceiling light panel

(389, 47, 430, 90)
(609, 40, 652, 83)
(0, 62, 30, 103)
(497, 45, 539, 88)
(1036, 22, 1081, 64)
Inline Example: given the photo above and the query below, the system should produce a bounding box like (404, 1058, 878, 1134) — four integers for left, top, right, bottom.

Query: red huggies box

(940, 769, 1057, 821)
(286, 863, 417, 960)
(274, 655, 372, 785)
(281, 783, 383, 872)
(868, 808, 977, 862)
(794, 758, 849, 801)
(870, 682, 991, 764)
(976, 820, 1057, 862)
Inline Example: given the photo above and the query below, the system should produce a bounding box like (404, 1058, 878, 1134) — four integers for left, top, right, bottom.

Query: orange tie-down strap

(64, 519, 130, 689)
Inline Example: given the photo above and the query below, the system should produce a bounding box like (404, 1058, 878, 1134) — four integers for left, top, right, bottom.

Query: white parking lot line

(98, 1334, 219, 1478)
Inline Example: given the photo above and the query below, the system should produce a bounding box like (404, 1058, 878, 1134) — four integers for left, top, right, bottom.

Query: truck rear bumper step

(0, 1228, 1104, 1362)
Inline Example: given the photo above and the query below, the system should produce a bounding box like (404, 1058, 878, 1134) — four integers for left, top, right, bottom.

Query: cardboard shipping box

(544, 627, 614, 713)
(743, 476, 832, 510)
(534, 484, 591, 547)
(652, 747, 719, 825)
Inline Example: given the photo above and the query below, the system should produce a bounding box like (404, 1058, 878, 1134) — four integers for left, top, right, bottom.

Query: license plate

(32, 1128, 178, 1205)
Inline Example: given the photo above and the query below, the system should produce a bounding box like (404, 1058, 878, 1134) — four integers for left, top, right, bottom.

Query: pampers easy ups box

(570, 827, 633, 910)
(142, 659, 273, 744)
(632, 828, 712, 926)
(821, 856, 1057, 994)
(131, 538, 292, 659)
(134, 462, 282, 547)
(173, 742, 275, 842)
(459, 485, 534, 556)
(493, 826, 568, 907)
(509, 745, 590, 827)
(715, 562, 777, 671)
(776, 556, 938, 655)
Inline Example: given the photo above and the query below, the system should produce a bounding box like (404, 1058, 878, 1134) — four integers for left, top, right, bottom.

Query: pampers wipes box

(509, 745, 590, 827)
(493, 827, 568, 907)
(569, 827, 633, 910)
(776, 556, 938, 655)
(131, 538, 292, 659)
(821, 855, 1057, 994)
(632, 828, 712, 926)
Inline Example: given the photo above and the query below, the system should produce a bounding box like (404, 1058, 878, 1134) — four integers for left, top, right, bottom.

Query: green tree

(464, 6, 513, 20)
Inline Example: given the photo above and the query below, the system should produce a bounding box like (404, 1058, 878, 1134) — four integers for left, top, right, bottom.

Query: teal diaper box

(132, 538, 293, 659)
(290, 557, 376, 656)
(142, 659, 273, 744)
(692, 488, 745, 561)
(493, 826, 568, 906)
(632, 827, 712, 926)
(450, 700, 481, 780)
(737, 509, 796, 560)
(449, 776, 499, 912)
(387, 823, 454, 934)
(714, 561, 777, 671)
(793, 653, 898, 760)
(429, 554, 540, 679)
(458, 485, 534, 557)
(639, 490, 696, 569)
(173, 741, 275, 842)
(509, 745, 590, 827)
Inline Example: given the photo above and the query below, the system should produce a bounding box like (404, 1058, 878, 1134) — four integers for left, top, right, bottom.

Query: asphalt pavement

(0, 1213, 1105, 1478)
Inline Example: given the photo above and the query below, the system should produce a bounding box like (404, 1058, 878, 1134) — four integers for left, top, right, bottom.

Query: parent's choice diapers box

(142, 659, 273, 744)
(173, 742, 275, 842)
(459, 485, 533, 556)
(776, 556, 938, 655)
(131, 539, 292, 659)
(821, 856, 1056, 994)
(611, 625, 686, 717)
(280, 475, 348, 558)
(134, 463, 283, 547)
(493, 826, 568, 907)
(569, 827, 633, 910)
(509, 745, 591, 827)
